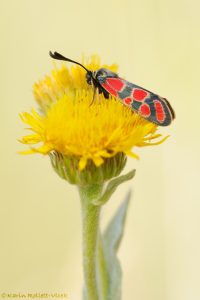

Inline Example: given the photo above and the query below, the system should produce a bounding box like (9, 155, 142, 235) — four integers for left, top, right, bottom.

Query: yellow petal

(92, 156, 104, 167)
(125, 150, 139, 160)
(19, 134, 42, 144)
(34, 144, 53, 154)
(18, 149, 36, 155)
(137, 135, 169, 147)
(79, 156, 88, 170)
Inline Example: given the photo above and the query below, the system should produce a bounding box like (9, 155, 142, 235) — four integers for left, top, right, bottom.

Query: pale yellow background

(0, 1, 200, 300)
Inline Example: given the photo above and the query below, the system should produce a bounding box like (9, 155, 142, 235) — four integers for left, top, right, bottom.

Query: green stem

(78, 184, 103, 300)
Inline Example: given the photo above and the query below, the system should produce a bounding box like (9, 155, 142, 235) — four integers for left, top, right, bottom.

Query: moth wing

(100, 77, 175, 126)
(133, 94, 175, 126)
(99, 76, 127, 98)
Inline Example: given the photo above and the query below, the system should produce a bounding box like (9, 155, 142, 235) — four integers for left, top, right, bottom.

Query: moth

(49, 51, 175, 126)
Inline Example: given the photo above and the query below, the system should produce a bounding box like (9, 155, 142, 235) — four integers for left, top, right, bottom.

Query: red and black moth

(49, 51, 175, 126)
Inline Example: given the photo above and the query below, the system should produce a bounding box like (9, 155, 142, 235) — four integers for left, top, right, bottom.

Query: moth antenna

(49, 51, 90, 73)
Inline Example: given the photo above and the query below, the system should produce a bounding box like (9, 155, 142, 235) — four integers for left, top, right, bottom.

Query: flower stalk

(79, 184, 103, 300)
(77, 169, 135, 300)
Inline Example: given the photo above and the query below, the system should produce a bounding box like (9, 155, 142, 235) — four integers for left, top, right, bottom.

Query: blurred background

(0, 0, 199, 299)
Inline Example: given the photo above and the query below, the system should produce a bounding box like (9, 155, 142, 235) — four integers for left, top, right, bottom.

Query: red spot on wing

(101, 83, 118, 97)
(154, 100, 165, 122)
(106, 78, 124, 92)
(124, 97, 132, 106)
(133, 89, 148, 101)
(139, 103, 151, 117)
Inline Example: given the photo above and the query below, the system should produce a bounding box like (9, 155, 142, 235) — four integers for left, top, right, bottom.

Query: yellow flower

(20, 91, 167, 170)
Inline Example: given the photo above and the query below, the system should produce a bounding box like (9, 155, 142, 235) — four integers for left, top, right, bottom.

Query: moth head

(86, 71, 95, 85)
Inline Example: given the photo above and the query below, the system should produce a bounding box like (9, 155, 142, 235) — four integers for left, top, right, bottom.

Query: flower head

(20, 55, 167, 183)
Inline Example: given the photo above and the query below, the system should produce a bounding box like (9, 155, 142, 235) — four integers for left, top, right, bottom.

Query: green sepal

(50, 151, 127, 186)
(92, 170, 135, 206)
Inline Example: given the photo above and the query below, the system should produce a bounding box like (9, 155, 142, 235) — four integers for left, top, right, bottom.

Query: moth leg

(97, 88, 100, 104)
(98, 86, 109, 99)
(102, 89, 109, 99)
(89, 87, 97, 106)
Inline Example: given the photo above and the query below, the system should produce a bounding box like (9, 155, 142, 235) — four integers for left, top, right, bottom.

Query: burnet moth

(49, 51, 175, 126)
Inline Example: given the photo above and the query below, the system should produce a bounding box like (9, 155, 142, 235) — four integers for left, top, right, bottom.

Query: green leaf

(93, 169, 135, 206)
(102, 190, 132, 300)
(96, 233, 109, 300)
